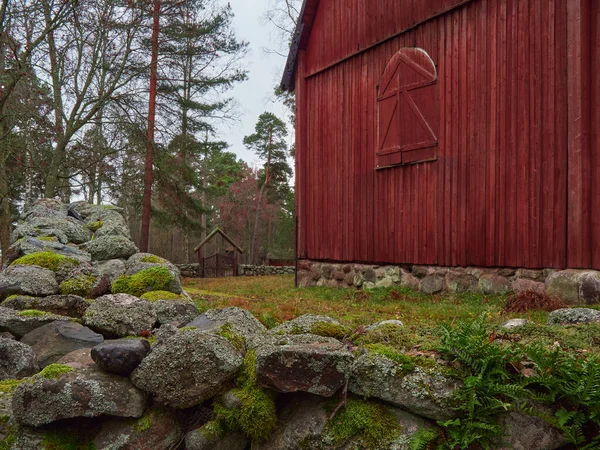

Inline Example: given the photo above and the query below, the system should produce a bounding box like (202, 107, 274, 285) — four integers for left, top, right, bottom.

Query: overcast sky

(219, 0, 291, 168)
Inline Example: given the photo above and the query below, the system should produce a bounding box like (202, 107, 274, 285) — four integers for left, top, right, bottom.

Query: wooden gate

(202, 252, 235, 278)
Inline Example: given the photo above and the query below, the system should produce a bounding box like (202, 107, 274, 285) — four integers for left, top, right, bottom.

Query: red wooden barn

(282, 0, 599, 275)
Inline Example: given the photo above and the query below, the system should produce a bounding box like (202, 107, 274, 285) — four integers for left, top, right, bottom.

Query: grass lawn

(183, 275, 600, 354)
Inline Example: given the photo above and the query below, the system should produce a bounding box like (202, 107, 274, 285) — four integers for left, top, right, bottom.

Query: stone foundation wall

(239, 265, 295, 276)
(297, 260, 600, 304)
(176, 264, 203, 278)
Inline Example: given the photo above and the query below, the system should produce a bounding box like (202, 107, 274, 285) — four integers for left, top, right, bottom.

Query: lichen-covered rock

(57, 347, 97, 370)
(500, 319, 530, 330)
(419, 275, 444, 295)
(187, 307, 266, 340)
(130, 328, 243, 408)
(512, 278, 546, 295)
(365, 320, 404, 332)
(547, 308, 600, 325)
(479, 274, 513, 295)
(12, 366, 147, 426)
(112, 267, 181, 296)
(81, 235, 139, 261)
(445, 271, 478, 293)
(0, 338, 39, 380)
(1, 294, 89, 318)
(20, 321, 103, 367)
(154, 300, 198, 327)
(91, 339, 151, 376)
(185, 426, 248, 450)
(93, 407, 182, 450)
(0, 307, 70, 338)
(497, 410, 566, 450)
(95, 259, 126, 285)
(0, 265, 59, 300)
(59, 263, 109, 298)
(545, 270, 600, 304)
(254, 393, 433, 450)
(83, 294, 157, 338)
(122, 253, 182, 294)
(349, 353, 460, 420)
(270, 314, 344, 336)
(254, 334, 353, 397)
(13, 215, 91, 245)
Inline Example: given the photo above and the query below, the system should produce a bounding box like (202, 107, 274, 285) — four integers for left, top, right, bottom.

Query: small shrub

(10, 251, 80, 272)
(60, 276, 97, 297)
(504, 290, 566, 313)
(112, 267, 174, 297)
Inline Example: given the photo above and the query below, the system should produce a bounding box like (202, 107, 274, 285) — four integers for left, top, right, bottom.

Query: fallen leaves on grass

(503, 290, 566, 313)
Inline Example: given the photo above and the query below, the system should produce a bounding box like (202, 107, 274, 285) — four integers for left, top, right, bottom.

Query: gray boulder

(445, 271, 478, 293)
(11, 366, 147, 426)
(125, 253, 182, 293)
(95, 259, 126, 285)
(498, 410, 566, 450)
(91, 338, 151, 376)
(0, 338, 39, 380)
(185, 426, 248, 450)
(513, 278, 546, 295)
(24, 216, 91, 244)
(545, 270, 600, 304)
(131, 328, 242, 408)
(81, 236, 139, 261)
(83, 294, 157, 337)
(1, 294, 89, 318)
(349, 353, 460, 421)
(479, 274, 513, 295)
(0, 307, 70, 338)
(255, 334, 353, 397)
(500, 319, 530, 330)
(154, 300, 198, 327)
(547, 308, 600, 325)
(270, 314, 343, 335)
(187, 307, 266, 340)
(254, 394, 433, 450)
(93, 407, 182, 450)
(20, 321, 103, 367)
(419, 275, 444, 295)
(0, 265, 59, 300)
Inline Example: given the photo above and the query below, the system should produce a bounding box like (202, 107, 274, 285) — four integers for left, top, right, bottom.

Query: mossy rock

(87, 221, 104, 232)
(10, 251, 80, 272)
(112, 267, 177, 297)
(140, 255, 166, 264)
(140, 290, 184, 302)
(60, 276, 99, 297)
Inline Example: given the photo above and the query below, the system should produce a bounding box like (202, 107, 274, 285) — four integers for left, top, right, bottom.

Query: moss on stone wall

(87, 221, 104, 232)
(140, 291, 183, 302)
(112, 267, 175, 297)
(10, 251, 80, 272)
(60, 276, 97, 297)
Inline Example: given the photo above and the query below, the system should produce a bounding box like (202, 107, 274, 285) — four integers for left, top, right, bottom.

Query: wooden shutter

(376, 48, 439, 169)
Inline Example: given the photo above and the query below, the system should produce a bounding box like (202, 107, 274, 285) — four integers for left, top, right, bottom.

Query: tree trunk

(0, 119, 10, 267)
(250, 132, 273, 265)
(140, 0, 161, 252)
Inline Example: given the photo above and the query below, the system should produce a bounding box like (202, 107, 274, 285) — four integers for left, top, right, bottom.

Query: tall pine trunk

(250, 133, 272, 265)
(140, 0, 161, 252)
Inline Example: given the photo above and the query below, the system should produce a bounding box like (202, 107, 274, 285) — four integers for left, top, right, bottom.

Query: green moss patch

(41, 430, 95, 450)
(17, 309, 51, 318)
(87, 221, 104, 232)
(311, 322, 350, 340)
(112, 267, 175, 297)
(364, 344, 415, 373)
(60, 276, 97, 297)
(0, 379, 25, 393)
(199, 420, 224, 440)
(140, 290, 183, 302)
(38, 236, 58, 242)
(36, 364, 74, 380)
(325, 397, 401, 448)
(140, 255, 166, 264)
(10, 251, 80, 272)
(214, 386, 277, 442)
(0, 424, 16, 450)
(216, 323, 246, 353)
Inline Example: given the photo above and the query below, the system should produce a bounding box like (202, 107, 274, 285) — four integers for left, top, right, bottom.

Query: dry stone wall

(239, 265, 295, 276)
(297, 259, 600, 304)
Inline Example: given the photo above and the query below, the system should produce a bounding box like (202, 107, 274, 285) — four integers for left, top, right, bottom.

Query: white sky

(218, 0, 291, 167)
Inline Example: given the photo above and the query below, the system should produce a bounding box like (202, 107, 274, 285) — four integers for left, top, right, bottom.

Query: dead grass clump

(503, 290, 566, 313)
